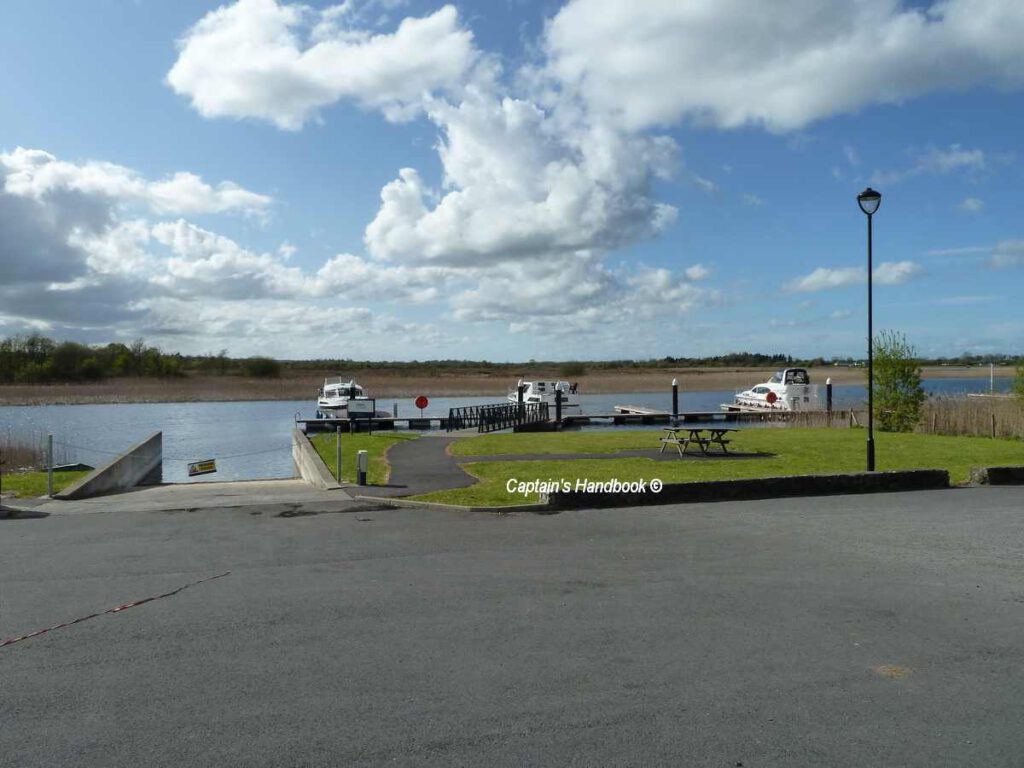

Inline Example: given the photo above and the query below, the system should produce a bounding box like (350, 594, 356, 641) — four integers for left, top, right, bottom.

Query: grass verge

(1, 470, 90, 498)
(309, 432, 419, 485)
(416, 428, 1024, 506)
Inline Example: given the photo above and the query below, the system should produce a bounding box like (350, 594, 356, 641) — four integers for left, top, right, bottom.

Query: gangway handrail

(447, 402, 549, 432)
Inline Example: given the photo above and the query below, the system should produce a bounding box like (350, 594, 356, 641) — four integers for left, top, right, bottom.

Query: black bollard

(826, 377, 833, 414)
(671, 378, 679, 424)
(517, 381, 526, 421)
(555, 387, 563, 424)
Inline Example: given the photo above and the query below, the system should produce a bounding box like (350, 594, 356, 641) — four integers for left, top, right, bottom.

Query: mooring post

(671, 378, 679, 424)
(335, 426, 342, 484)
(517, 381, 526, 421)
(393, 402, 398, 418)
(47, 433, 54, 498)
(555, 387, 563, 425)
(826, 377, 833, 427)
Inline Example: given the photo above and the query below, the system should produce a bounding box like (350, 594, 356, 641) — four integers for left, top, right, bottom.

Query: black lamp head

(857, 187, 882, 216)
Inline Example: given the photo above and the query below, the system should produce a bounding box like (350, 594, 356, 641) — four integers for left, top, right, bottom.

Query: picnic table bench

(659, 427, 738, 456)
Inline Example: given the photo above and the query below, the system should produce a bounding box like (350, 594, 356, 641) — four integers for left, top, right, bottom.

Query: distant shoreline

(0, 366, 1014, 407)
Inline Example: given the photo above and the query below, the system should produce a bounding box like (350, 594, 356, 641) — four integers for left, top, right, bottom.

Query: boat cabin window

(753, 386, 770, 394)
(784, 369, 809, 384)
(326, 389, 339, 397)
(768, 372, 783, 384)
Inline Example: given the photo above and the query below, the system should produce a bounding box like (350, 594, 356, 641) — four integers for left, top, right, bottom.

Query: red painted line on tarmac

(1, 571, 231, 648)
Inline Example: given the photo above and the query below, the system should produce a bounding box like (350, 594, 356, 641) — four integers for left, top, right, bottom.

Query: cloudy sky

(2, 0, 1022, 361)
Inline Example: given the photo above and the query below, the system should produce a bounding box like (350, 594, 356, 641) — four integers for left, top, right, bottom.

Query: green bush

(243, 356, 281, 378)
(1013, 364, 1024, 405)
(871, 330, 925, 432)
(79, 357, 106, 381)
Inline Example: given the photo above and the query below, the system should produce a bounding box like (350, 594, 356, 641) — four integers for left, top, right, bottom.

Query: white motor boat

(316, 377, 371, 418)
(507, 380, 581, 411)
(721, 368, 825, 412)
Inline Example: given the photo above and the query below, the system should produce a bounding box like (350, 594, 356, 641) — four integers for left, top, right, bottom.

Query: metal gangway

(447, 402, 550, 433)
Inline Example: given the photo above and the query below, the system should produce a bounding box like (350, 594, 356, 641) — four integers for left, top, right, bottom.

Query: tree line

(1, 333, 1021, 386)
(0, 335, 281, 383)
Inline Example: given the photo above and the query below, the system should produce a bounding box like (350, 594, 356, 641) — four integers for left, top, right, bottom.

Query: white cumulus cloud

(545, 0, 1024, 132)
(167, 0, 477, 129)
(1, 147, 270, 216)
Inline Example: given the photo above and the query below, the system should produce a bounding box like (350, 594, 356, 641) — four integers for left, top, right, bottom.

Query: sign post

(347, 399, 376, 435)
(415, 395, 429, 418)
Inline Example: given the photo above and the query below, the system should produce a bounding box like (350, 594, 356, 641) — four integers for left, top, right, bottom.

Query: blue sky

(1, 0, 1022, 361)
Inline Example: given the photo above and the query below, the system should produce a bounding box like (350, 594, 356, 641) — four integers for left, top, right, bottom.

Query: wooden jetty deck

(298, 406, 829, 433)
(297, 416, 448, 433)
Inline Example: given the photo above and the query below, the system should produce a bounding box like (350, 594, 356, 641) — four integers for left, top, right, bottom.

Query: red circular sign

(415, 395, 429, 410)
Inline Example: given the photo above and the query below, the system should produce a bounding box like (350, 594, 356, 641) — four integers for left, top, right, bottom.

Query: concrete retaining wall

(56, 432, 162, 500)
(970, 466, 1024, 485)
(292, 428, 342, 490)
(545, 469, 950, 510)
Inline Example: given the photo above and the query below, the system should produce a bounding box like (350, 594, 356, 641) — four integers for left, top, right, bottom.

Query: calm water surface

(0, 376, 1010, 482)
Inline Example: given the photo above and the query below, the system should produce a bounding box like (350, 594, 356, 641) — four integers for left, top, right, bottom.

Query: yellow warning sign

(187, 459, 217, 477)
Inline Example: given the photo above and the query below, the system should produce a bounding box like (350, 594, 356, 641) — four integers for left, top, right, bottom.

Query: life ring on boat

(766, 391, 778, 404)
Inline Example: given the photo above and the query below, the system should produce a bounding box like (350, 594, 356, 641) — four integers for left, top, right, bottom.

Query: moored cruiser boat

(507, 380, 581, 411)
(316, 377, 370, 418)
(721, 368, 825, 412)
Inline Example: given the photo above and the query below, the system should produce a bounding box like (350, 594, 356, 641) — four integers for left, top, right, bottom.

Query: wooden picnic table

(659, 427, 738, 456)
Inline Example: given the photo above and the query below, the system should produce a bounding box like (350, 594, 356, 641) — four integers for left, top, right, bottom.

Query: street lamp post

(857, 187, 881, 472)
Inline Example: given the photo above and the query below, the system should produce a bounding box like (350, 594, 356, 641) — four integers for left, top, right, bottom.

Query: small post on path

(47, 434, 54, 498)
(356, 450, 368, 486)
(671, 379, 679, 424)
(335, 426, 342, 484)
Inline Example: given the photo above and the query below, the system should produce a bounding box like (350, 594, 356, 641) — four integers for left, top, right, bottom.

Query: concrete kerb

(292, 428, 344, 490)
(969, 465, 1024, 485)
(544, 469, 951, 510)
(357, 469, 952, 514)
(55, 432, 162, 500)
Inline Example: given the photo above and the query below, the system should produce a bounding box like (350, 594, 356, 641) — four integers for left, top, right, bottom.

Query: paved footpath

(357, 437, 771, 498)
(356, 435, 476, 497)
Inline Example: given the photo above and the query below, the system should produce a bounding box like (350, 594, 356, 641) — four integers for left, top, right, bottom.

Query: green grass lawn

(309, 431, 418, 485)
(416, 428, 1024, 506)
(1, 470, 90, 498)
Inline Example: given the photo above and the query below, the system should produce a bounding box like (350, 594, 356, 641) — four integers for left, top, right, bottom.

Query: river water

(0, 376, 1011, 483)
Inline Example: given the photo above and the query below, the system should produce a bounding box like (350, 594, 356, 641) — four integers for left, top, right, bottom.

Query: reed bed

(0, 428, 74, 473)
(0, 366, 1015, 405)
(919, 396, 1024, 439)
(767, 397, 1024, 439)
(753, 409, 867, 429)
